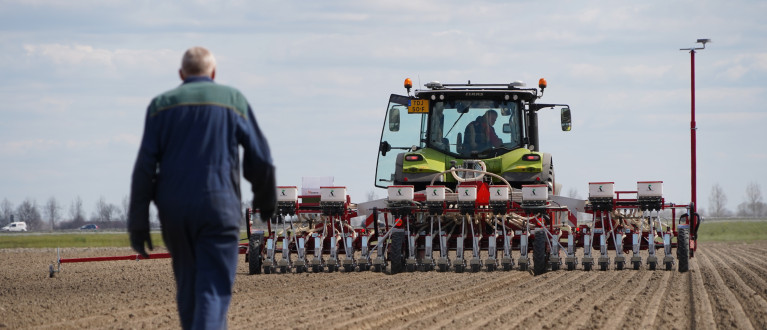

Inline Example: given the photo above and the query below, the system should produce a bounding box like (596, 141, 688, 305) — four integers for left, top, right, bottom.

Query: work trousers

(159, 193, 241, 330)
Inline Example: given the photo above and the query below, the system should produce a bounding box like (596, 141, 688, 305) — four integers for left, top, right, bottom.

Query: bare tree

(1, 198, 13, 226)
(43, 197, 62, 231)
(121, 195, 130, 222)
(92, 196, 118, 223)
(567, 188, 580, 199)
(366, 190, 379, 202)
(707, 184, 728, 218)
(16, 198, 43, 230)
(745, 182, 765, 217)
(69, 196, 86, 226)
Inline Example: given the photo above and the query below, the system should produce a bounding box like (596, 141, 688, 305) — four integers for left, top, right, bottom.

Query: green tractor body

(375, 80, 571, 192)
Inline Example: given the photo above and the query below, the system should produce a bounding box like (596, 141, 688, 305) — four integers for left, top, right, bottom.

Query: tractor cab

(375, 79, 572, 192)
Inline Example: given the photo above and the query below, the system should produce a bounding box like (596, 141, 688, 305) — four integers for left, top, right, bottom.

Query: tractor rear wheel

(677, 228, 690, 272)
(248, 235, 262, 275)
(390, 231, 406, 274)
(533, 229, 548, 276)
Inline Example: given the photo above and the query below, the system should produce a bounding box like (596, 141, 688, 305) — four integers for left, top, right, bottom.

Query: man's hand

(259, 207, 274, 222)
(130, 230, 153, 258)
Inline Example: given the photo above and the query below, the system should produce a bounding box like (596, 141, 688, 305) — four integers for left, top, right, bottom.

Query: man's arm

(239, 106, 277, 219)
(128, 108, 159, 232)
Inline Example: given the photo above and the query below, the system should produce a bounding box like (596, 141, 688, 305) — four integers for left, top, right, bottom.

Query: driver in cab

(464, 109, 502, 154)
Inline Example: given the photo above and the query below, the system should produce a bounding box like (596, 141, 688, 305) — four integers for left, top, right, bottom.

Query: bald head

(180, 47, 216, 79)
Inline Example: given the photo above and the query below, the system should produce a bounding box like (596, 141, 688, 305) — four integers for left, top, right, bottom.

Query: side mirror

(379, 141, 391, 156)
(388, 107, 400, 132)
(502, 123, 511, 133)
(560, 107, 572, 131)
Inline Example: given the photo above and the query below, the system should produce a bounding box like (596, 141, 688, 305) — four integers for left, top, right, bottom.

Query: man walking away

(128, 46, 276, 330)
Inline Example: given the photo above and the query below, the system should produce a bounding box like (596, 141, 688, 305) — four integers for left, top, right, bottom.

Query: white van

(1, 222, 28, 232)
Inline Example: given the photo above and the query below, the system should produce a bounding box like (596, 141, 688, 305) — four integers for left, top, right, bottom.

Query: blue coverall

(128, 76, 276, 330)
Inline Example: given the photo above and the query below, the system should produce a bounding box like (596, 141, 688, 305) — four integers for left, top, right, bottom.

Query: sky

(1, 0, 766, 217)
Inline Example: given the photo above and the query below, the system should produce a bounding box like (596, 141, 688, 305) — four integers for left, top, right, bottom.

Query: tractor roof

(414, 81, 539, 102)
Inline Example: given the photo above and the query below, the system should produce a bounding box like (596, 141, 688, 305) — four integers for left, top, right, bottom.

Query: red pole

(690, 50, 697, 215)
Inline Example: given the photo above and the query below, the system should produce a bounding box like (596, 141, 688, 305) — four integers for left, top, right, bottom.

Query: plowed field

(1, 241, 766, 329)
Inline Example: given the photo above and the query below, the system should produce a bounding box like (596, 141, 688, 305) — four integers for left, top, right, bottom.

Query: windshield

(428, 99, 523, 157)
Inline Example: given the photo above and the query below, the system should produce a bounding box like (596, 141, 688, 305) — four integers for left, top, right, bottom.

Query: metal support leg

(294, 236, 307, 273)
(469, 215, 482, 272)
(500, 217, 513, 271)
(455, 216, 467, 273)
(647, 213, 658, 270)
(631, 232, 641, 270)
(405, 217, 418, 272)
(423, 215, 435, 271)
(264, 235, 276, 274)
(436, 216, 450, 272)
(598, 213, 610, 271)
(518, 221, 529, 271)
(565, 232, 577, 270)
(614, 231, 625, 270)
(663, 231, 674, 271)
(310, 232, 324, 273)
(582, 229, 593, 271)
(486, 217, 498, 271)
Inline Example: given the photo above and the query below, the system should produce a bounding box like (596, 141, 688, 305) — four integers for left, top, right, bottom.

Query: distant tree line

(706, 182, 766, 218)
(0, 196, 160, 231)
(0, 195, 255, 231)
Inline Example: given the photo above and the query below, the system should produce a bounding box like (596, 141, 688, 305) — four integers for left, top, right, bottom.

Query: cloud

(715, 53, 767, 80)
(0, 134, 139, 156)
(23, 43, 177, 77)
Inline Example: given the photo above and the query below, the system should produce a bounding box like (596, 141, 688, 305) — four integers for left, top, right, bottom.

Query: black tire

(583, 263, 592, 271)
(486, 264, 496, 272)
(533, 229, 548, 276)
(519, 263, 528, 271)
(296, 266, 305, 274)
(471, 264, 481, 273)
(600, 262, 608, 271)
(328, 264, 337, 273)
(502, 263, 512, 271)
(677, 228, 690, 273)
(455, 264, 464, 273)
(248, 235, 262, 275)
(551, 263, 560, 271)
(344, 264, 355, 273)
(372, 264, 382, 273)
(406, 264, 416, 272)
(616, 262, 624, 271)
(567, 262, 575, 271)
(312, 265, 322, 273)
(438, 264, 448, 272)
(649, 262, 656, 271)
(390, 231, 406, 274)
(633, 261, 640, 270)
(264, 266, 272, 274)
(665, 262, 672, 271)
(280, 266, 288, 274)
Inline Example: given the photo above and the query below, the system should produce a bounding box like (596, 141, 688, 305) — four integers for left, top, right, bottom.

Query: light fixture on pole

(679, 38, 710, 244)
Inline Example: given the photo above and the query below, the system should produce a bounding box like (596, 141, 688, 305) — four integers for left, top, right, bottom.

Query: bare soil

(1, 241, 766, 329)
